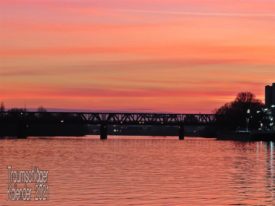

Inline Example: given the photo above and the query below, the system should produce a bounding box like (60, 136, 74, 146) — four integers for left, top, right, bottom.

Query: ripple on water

(0, 137, 274, 206)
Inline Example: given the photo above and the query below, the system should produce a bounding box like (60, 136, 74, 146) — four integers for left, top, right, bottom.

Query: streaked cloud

(117, 9, 275, 18)
(1, 0, 274, 112)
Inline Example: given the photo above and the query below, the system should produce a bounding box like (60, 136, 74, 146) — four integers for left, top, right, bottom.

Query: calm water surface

(0, 136, 274, 206)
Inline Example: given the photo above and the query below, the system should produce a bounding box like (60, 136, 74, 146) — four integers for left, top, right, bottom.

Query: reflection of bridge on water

(0, 112, 216, 140)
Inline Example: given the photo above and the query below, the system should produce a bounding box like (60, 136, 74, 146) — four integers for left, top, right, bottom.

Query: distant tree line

(0, 103, 88, 137)
(0, 102, 48, 113)
(1, 92, 274, 137)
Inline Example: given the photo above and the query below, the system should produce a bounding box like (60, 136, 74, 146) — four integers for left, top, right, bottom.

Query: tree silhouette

(0, 102, 5, 112)
(215, 92, 264, 130)
(37, 106, 47, 112)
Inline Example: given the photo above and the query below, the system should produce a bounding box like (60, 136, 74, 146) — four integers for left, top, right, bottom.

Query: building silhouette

(265, 83, 275, 107)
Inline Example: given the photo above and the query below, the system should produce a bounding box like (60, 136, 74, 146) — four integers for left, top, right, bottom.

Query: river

(0, 136, 274, 205)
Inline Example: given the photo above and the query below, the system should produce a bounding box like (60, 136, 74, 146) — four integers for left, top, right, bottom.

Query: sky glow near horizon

(0, 0, 275, 112)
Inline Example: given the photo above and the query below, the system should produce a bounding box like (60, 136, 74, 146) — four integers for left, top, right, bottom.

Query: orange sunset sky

(0, 0, 275, 113)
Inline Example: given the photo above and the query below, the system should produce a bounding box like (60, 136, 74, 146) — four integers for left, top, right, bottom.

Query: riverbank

(217, 130, 275, 141)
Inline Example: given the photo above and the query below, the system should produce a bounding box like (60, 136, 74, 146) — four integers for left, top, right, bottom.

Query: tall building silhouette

(265, 83, 275, 107)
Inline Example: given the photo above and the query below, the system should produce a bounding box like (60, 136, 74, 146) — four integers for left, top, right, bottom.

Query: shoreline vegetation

(214, 92, 275, 141)
(0, 92, 274, 140)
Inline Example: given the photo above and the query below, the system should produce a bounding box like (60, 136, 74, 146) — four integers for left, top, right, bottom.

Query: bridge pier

(100, 124, 108, 140)
(179, 124, 185, 140)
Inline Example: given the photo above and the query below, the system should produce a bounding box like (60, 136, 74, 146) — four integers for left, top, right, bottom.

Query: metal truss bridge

(0, 112, 216, 140)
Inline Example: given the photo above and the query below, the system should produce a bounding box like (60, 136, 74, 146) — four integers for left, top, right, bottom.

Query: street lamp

(246, 109, 250, 132)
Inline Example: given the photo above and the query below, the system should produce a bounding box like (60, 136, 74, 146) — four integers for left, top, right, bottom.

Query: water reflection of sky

(0, 137, 275, 205)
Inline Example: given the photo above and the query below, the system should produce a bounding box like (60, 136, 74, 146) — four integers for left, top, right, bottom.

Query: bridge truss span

(0, 112, 216, 140)
(79, 113, 216, 126)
